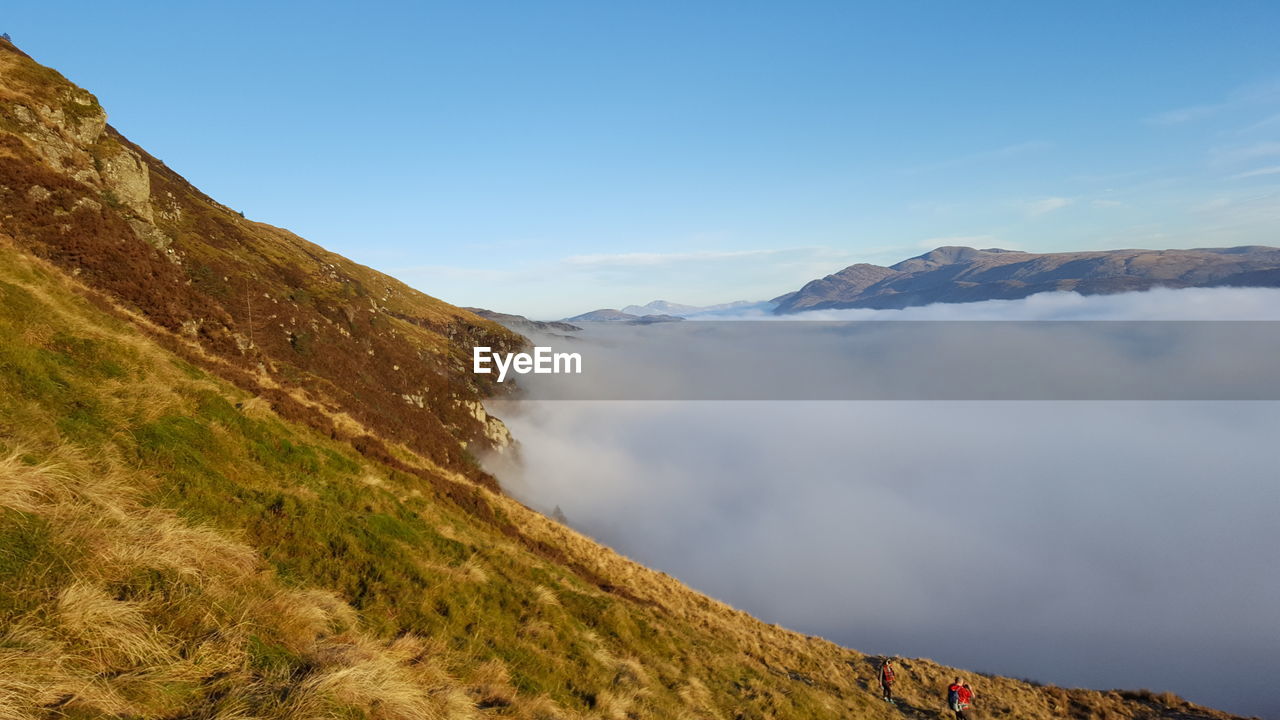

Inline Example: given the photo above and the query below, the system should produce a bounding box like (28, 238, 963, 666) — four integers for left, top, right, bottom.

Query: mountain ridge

(620, 299, 758, 316)
(773, 245, 1280, 313)
(562, 308, 685, 324)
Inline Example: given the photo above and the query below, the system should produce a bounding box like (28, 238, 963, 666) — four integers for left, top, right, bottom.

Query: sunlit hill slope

(0, 38, 1247, 719)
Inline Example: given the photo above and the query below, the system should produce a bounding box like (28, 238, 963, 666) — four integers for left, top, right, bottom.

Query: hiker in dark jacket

(879, 657, 897, 703)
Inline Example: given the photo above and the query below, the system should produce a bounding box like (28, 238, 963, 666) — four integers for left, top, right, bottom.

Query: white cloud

(1228, 165, 1280, 180)
(1238, 111, 1280, 134)
(1211, 141, 1280, 166)
(1146, 79, 1280, 126)
(390, 244, 881, 318)
(562, 248, 789, 268)
(902, 141, 1051, 175)
(1146, 102, 1226, 125)
(1026, 196, 1074, 216)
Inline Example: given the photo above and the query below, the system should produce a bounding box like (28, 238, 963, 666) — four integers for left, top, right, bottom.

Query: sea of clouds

(484, 287, 1280, 718)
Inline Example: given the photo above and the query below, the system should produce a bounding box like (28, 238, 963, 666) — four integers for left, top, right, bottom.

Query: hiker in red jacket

(947, 678, 975, 719)
(878, 657, 897, 703)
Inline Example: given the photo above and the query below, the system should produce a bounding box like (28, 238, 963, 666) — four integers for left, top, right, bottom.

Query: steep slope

(773, 245, 1280, 313)
(0, 39, 1247, 719)
(0, 39, 521, 492)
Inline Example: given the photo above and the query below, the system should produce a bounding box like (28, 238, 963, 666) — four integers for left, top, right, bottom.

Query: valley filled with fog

(487, 288, 1280, 718)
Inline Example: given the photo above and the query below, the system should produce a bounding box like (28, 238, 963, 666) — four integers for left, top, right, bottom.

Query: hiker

(878, 657, 897, 703)
(947, 678, 974, 719)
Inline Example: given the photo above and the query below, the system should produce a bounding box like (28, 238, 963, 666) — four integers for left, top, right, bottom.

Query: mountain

(621, 299, 758, 316)
(773, 245, 1280, 313)
(0, 39, 1244, 719)
(563, 308, 684, 323)
(464, 307, 582, 334)
(563, 308, 640, 322)
(0, 40, 525, 489)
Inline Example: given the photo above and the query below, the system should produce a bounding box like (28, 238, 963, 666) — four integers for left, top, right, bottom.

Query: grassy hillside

(0, 37, 521, 492)
(0, 38, 1246, 719)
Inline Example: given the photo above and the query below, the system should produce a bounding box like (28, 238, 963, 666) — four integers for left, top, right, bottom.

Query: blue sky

(6, 1, 1280, 318)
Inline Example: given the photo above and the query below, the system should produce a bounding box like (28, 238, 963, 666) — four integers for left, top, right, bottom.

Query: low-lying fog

(484, 288, 1280, 718)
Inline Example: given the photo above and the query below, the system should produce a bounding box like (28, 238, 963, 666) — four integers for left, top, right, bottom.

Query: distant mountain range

(772, 245, 1280, 313)
(563, 308, 685, 324)
(562, 300, 773, 322)
(464, 307, 581, 334)
(620, 299, 759, 316)
(564, 245, 1280, 321)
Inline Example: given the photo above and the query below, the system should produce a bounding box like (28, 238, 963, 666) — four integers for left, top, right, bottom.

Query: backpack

(947, 686, 961, 711)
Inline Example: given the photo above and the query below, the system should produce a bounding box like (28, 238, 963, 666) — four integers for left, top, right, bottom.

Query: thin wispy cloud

(400, 246, 857, 277)
(1068, 168, 1157, 185)
(1228, 165, 1280, 180)
(1146, 103, 1227, 126)
(1186, 190, 1280, 245)
(562, 248, 791, 268)
(902, 141, 1051, 175)
(1027, 196, 1074, 216)
(1146, 80, 1280, 126)
(1211, 141, 1280, 166)
(1238, 111, 1280, 134)
(392, 245, 882, 318)
(392, 264, 520, 283)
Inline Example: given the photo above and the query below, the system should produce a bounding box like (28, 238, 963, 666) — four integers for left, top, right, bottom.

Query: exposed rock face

(6, 87, 106, 183)
(98, 142, 153, 220)
(773, 246, 1280, 313)
(461, 399, 513, 450)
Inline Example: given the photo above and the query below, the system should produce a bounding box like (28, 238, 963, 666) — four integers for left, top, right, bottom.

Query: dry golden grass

(0, 446, 495, 720)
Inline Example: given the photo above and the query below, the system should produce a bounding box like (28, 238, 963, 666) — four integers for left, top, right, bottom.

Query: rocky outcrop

(98, 141, 153, 220)
(1, 53, 153, 223)
(461, 399, 513, 450)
